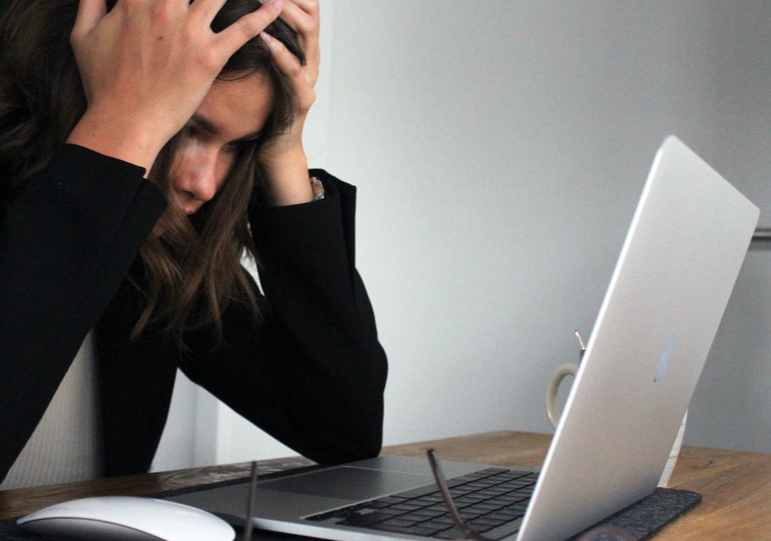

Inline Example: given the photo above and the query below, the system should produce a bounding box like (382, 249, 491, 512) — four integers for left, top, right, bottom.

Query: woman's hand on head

(258, 0, 320, 206)
(67, 0, 283, 175)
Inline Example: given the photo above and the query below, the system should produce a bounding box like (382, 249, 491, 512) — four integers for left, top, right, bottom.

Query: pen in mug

(575, 330, 586, 358)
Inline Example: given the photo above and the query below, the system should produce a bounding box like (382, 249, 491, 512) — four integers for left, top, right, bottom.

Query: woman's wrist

(261, 172, 315, 206)
(260, 148, 316, 206)
(67, 110, 166, 176)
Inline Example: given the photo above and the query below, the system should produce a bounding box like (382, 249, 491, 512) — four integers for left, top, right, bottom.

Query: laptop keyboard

(306, 467, 538, 539)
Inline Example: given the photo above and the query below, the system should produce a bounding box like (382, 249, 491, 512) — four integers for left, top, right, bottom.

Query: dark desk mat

(0, 468, 700, 541)
(566, 487, 701, 541)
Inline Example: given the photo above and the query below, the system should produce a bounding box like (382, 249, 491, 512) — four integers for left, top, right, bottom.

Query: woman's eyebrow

(190, 113, 263, 143)
(189, 113, 220, 135)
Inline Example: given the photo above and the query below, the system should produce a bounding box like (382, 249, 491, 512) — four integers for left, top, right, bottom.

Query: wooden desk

(2, 431, 770, 540)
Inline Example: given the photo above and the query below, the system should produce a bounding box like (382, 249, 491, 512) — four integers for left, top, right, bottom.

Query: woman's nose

(185, 174, 218, 203)
(175, 149, 220, 204)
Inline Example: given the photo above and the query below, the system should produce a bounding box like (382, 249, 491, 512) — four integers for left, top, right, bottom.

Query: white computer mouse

(17, 495, 235, 541)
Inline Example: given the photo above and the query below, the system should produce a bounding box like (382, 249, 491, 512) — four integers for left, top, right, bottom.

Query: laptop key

(434, 527, 466, 540)
(467, 517, 508, 531)
(479, 517, 525, 540)
(338, 512, 393, 527)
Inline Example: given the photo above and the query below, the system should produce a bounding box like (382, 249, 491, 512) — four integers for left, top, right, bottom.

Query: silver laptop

(171, 136, 759, 541)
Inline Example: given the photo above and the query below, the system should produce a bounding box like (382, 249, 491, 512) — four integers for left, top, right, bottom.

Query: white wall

(152, 0, 771, 471)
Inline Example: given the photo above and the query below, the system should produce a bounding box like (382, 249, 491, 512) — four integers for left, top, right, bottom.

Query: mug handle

(546, 363, 579, 429)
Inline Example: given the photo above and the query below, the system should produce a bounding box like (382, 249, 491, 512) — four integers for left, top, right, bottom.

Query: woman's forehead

(194, 73, 275, 142)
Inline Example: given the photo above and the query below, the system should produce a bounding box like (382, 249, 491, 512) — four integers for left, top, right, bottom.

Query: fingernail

(260, 32, 274, 45)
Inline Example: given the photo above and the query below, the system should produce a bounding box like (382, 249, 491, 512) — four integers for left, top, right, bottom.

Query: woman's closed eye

(180, 124, 243, 156)
(223, 139, 248, 155)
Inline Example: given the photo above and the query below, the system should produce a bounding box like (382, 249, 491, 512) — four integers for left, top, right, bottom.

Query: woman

(0, 0, 387, 488)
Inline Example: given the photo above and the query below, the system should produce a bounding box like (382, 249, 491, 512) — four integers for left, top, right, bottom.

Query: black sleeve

(0, 145, 167, 480)
(180, 171, 388, 464)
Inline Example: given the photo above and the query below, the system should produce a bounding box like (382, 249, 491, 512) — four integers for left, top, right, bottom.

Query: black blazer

(0, 145, 387, 481)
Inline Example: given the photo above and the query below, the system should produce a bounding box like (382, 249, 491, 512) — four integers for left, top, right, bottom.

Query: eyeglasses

(426, 449, 634, 541)
(241, 453, 634, 541)
(426, 448, 491, 541)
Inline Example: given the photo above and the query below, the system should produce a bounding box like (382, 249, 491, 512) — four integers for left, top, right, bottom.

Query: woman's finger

(214, 0, 283, 57)
(71, 0, 107, 41)
(278, 0, 318, 28)
(261, 31, 316, 102)
(283, 0, 319, 17)
(276, 0, 319, 76)
(260, 31, 301, 77)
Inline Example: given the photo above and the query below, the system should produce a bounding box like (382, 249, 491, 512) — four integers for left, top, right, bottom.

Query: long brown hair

(0, 0, 305, 344)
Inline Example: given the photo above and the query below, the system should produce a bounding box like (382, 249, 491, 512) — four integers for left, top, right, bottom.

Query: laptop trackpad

(259, 466, 433, 501)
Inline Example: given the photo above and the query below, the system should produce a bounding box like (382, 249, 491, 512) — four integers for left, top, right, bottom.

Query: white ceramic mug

(546, 363, 578, 430)
(546, 331, 585, 430)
